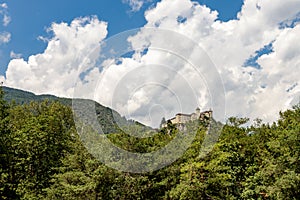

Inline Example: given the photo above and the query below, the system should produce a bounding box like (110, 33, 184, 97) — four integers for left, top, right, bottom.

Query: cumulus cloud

(0, 31, 10, 44)
(254, 25, 300, 115)
(3, 0, 300, 127)
(127, 0, 300, 125)
(4, 16, 108, 97)
(108, 0, 300, 125)
(93, 50, 211, 126)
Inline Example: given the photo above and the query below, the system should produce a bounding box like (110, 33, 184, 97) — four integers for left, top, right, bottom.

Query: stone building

(162, 107, 212, 129)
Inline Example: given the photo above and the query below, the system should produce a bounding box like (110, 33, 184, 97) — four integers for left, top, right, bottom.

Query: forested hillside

(0, 86, 299, 199)
(2, 86, 149, 134)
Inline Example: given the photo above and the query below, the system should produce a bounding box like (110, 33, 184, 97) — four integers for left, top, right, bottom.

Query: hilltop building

(162, 107, 212, 130)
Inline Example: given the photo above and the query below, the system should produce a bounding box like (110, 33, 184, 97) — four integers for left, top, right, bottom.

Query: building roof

(169, 117, 176, 120)
(176, 113, 192, 116)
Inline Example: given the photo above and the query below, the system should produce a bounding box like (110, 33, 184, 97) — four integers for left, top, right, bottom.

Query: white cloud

(122, 0, 149, 12)
(254, 25, 300, 116)
(101, 0, 300, 126)
(0, 75, 5, 83)
(10, 51, 22, 59)
(3, 14, 10, 26)
(3, 0, 300, 127)
(4, 16, 108, 97)
(0, 3, 8, 9)
(0, 31, 10, 44)
(0, 2, 10, 26)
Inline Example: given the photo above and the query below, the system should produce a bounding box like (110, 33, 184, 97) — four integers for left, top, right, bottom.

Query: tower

(196, 107, 200, 117)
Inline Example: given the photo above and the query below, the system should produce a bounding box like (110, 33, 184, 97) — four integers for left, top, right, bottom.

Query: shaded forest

(0, 87, 299, 199)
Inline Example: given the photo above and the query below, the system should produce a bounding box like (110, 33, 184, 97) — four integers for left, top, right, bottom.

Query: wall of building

(161, 108, 212, 128)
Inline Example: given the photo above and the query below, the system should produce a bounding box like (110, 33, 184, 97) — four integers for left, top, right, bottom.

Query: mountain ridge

(2, 86, 150, 133)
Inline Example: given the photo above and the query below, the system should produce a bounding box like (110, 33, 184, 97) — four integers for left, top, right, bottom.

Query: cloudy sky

(0, 0, 299, 127)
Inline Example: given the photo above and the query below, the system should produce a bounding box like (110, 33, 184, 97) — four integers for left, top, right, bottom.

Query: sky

(0, 0, 299, 127)
(0, 0, 243, 74)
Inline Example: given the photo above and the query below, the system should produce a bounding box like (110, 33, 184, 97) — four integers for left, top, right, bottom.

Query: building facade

(162, 107, 212, 129)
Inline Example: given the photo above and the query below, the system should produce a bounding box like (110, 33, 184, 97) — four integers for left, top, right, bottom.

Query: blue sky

(0, 0, 243, 75)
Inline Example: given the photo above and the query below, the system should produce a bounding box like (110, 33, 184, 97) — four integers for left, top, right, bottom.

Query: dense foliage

(2, 86, 142, 134)
(0, 86, 299, 199)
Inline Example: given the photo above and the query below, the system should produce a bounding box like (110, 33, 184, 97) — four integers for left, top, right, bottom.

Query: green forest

(0, 86, 299, 199)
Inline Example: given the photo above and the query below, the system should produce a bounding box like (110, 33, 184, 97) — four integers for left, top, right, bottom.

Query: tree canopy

(0, 86, 299, 199)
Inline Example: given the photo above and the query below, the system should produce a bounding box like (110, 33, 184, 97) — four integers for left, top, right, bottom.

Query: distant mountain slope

(2, 86, 149, 133)
(2, 86, 60, 104)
